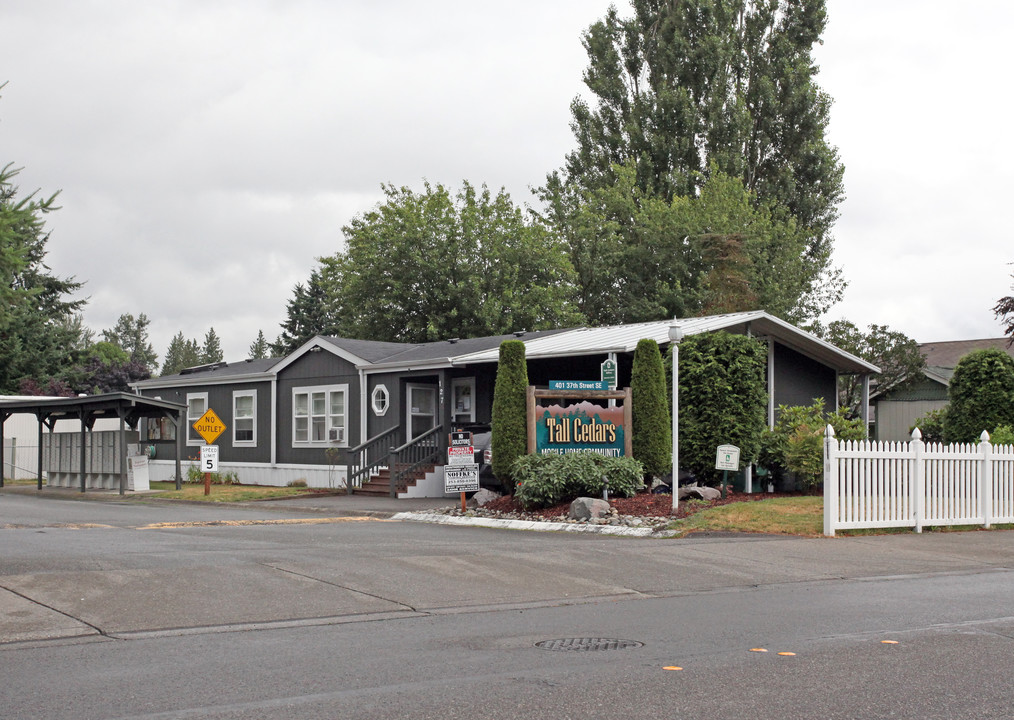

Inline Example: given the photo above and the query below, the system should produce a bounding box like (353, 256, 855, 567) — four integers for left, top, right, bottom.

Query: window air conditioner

(328, 427, 345, 443)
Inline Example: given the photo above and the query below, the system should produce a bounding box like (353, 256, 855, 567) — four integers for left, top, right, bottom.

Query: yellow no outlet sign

(193, 408, 226, 445)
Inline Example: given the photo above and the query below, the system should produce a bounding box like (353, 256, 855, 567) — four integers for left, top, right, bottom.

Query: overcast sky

(3, 1, 1012, 365)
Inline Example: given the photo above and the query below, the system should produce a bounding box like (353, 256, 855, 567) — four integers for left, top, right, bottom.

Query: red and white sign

(447, 445, 474, 465)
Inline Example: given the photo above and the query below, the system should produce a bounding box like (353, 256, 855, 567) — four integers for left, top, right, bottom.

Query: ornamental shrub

(990, 425, 1014, 446)
(491, 339, 529, 490)
(631, 338, 671, 477)
(761, 399, 865, 490)
(911, 408, 947, 444)
(512, 453, 645, 509)
(676, 332, 767, 483)
(944, 348, 1014, 443)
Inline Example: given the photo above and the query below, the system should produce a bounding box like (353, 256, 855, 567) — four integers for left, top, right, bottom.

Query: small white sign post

(715, 444, 740, 499)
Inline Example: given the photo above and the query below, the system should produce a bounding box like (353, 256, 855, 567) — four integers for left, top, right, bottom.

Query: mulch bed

(483, 489, 803, 520)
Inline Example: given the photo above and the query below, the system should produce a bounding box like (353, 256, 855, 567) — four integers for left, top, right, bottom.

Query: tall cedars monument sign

(526, 384, 632, 458)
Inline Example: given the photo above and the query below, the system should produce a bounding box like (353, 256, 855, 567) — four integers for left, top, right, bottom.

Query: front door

(406, 384, 438, 441)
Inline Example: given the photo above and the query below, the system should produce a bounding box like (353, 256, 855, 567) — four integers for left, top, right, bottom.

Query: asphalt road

(2, 491, 1014, 719)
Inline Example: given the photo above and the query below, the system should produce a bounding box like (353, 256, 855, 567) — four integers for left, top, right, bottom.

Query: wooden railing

(344, 426, 400, 494)
(388, 424, 445, 498)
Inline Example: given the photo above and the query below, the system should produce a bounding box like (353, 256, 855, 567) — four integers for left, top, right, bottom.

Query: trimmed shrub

(945, 348, 1014, 443)
(631, 338, 671, 477)
(491, 339, 529, 490)
(676, 332, 767, 483)
(513, 452, 645, 509)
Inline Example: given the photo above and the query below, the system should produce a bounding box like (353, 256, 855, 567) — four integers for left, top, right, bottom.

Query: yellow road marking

(136, 517, 387, 529)
(881, 640, 899, 644)
(749, 648, 768, 652)
(1, 523, 115, 530)
(662, 666, 683, 671)
(777, 652, 796, 656)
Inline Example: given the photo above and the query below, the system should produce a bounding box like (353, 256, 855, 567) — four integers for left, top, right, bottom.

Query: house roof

(918, 338, 1014, 368)
(133, 357, 279, 389)
(131, 312, 879, 388)
(450, 311, 879, 375)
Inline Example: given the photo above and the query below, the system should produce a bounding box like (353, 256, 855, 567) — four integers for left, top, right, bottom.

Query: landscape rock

(678, 485, 722, 501)
(569, 497, 611, 521)
(469, 488, 501, 507)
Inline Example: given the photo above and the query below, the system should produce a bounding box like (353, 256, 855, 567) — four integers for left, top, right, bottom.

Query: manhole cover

(534, 638, 643, 652)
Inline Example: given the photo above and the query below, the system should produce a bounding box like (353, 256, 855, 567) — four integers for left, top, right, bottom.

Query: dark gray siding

(139, 381, 272, 463)
(276, 351, 361, 465)
(772, 343, 837, 416)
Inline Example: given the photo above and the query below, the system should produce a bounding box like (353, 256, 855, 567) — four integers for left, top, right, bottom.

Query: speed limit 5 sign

(200, 445, 219, 473)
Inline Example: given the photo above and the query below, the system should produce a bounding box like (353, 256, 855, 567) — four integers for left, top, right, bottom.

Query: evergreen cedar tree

(944, 349, 1014, 444)
(0, 162, 86, 394)
(675, 332, 767, 482)
(490, 340, 529, 490)
(631, 338, 671, 477)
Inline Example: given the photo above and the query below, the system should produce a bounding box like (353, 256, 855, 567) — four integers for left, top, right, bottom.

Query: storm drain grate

(534, 638, 644, 652)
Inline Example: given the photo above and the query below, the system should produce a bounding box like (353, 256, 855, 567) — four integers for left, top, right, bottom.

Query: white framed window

(371, 384, 390, 416)
(292, 384, 348, 446)
(186, 392, 208, 446)
(233, 390, 256, 447)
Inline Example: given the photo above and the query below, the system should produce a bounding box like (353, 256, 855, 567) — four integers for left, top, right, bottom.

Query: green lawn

(145, 482, 330, 503)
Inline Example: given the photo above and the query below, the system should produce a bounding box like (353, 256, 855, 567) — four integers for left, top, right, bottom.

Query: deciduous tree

(318, 181, 582, 343)
(820, 320, 925, 417)
(542, 0, 844, 324)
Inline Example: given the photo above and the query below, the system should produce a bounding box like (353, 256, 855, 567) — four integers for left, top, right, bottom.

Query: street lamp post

(668, 324, 684, 512)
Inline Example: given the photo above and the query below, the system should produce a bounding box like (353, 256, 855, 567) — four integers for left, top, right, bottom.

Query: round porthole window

(371, 384, 390, 416)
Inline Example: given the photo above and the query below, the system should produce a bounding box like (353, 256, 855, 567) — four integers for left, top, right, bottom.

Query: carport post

(0, 410, 7, 488)
(118, 409, 127, 495)
(79, 411, 88, 493)
(175, 410, 184, 491)
(37, 415, 44, 490)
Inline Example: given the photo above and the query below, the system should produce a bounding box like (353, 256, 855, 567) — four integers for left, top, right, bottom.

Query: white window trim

(371, 384, 390, 416)
(292, 383, 349, 448)
(232, 390, 257, 448)
(186, 392, 208, 447)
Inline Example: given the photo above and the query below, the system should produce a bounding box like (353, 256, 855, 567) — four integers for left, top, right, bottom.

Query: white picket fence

(823, 426, 1014, 536)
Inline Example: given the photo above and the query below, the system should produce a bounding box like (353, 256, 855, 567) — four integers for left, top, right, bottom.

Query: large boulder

(678, 485, 721, 501)
(569, 497, 611, 520)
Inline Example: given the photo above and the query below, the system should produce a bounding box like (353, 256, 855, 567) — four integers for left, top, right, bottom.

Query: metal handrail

(344, 426, 401, 494)
(388, 424, 445, 498)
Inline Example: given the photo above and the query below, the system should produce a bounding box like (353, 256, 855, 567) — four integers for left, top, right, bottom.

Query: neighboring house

(873, 338, 1014, 442)
(131, 311, 878, 496)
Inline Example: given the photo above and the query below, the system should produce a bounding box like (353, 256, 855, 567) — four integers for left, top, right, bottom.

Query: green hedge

(512, 452, 645, 509)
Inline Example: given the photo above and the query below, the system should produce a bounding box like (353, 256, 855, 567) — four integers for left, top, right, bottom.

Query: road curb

(391, 511, 677, 537)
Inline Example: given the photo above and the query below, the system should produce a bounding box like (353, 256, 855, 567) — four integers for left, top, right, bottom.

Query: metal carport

(0, 393, 186, 494)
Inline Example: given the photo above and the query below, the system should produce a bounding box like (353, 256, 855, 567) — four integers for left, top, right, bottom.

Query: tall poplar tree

(542, 0, 844, 323)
